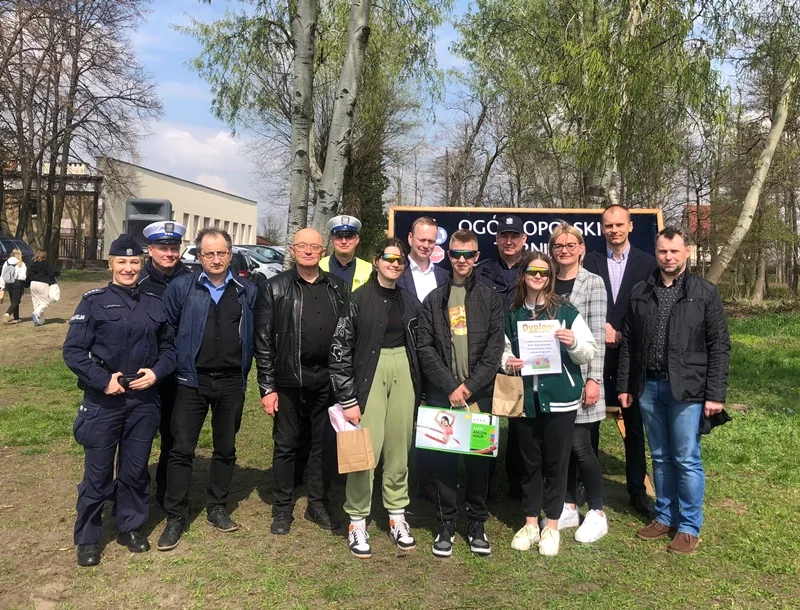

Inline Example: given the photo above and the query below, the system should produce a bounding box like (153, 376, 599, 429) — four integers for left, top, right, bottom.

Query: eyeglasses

(292, 243, 324, 253)
(448, 249, 478, 260)
(380, 253, 406, 265)
(200, 250, 230, 261)
(525, 267, 550, 278)
(552, 243, 580, 252)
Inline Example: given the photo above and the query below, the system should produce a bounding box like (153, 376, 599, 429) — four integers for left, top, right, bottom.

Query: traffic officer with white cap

(319, 214, 371, 291)
(63, 233, 177, 567)
(138, 220, 191, 507)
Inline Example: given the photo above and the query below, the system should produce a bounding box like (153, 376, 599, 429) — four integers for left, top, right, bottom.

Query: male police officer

(319, 215, 371, 291)
(138, 221, 191, 507)
(475, 214, 528, 309)
(63, 234, 176, 566)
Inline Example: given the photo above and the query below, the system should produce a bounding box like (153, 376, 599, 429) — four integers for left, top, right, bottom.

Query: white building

(98, 157, 257, 258)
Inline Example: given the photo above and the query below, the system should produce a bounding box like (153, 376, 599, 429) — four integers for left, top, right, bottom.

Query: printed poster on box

(414, 405, 500, 458)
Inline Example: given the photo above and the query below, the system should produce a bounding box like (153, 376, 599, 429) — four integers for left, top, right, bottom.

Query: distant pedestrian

(27, 249, 60, 326)
(2, 249, 27, 324)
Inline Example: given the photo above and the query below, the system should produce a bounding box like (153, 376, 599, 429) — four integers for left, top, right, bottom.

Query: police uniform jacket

(63, 284, 178, 396)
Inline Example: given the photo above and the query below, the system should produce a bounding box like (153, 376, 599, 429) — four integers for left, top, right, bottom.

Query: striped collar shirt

(606, 243, 631, 303)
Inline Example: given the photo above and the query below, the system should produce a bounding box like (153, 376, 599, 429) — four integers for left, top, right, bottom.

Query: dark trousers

(271, 378, 335, 513)
(514, 407, 576, 520)
(164, 373, 244, 523)
(431, 398, 493, 523)
(621, 400, 648, 498)
(73, 393, 160, 545)
(155, 375, 180, 505)
(505, 421, 523, 491)
(566, 421, 604, 510)
(5, 282, 23, 319)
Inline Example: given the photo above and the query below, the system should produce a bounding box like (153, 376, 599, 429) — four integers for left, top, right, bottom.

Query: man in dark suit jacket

(396, 216, 449, 503)
(396, 216, 450, 300)
(583, 204, 657, 518)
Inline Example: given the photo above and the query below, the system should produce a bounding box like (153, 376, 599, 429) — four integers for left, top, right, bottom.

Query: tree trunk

(310, 0, 372, 235)
(792, 188, 799, 295)
(286, 0, 318, 256)
(706, 72, 797, 285)
(752, 245, 766, 301)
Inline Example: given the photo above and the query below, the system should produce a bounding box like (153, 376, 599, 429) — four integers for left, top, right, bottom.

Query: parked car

(236, 244, 285, 267)
(0, 236, 34, 267)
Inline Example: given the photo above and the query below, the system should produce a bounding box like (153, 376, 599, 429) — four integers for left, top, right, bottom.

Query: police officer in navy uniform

(63, 234, 177, 567)
(138, 221, 191, 507)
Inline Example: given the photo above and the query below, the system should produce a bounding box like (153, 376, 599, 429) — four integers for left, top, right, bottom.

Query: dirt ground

(0, 281, 98, 368)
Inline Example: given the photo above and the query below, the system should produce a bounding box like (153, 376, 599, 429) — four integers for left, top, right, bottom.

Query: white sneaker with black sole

(432, 520, 456, 558)
(389, 516, 416, 551)
(467, 520, 491, 556)
(348, 522, 371, 559)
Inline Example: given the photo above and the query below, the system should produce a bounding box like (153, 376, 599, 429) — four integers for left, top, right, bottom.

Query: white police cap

(326, 214, 362, 235)
(143, 221, 186, 244)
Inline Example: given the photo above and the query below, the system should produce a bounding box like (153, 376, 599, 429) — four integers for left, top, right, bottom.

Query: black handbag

(700, 409, 732, 435)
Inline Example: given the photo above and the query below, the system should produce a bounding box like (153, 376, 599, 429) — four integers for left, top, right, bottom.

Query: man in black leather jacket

(254, 228, 349, 535)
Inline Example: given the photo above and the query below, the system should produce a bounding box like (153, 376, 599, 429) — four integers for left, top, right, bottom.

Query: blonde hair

(548, 221, 585, 265)
(11, 248, 23, 265)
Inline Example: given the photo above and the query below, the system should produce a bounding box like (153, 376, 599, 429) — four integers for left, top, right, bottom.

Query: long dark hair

(369, 237, 407, 282)
(510, 252, 562, 316)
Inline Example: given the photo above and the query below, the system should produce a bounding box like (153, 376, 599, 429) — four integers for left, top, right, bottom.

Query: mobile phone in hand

(119, 372, 145, 390)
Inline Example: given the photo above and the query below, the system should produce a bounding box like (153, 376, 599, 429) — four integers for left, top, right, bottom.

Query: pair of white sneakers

(511, 523, 561, 555)
(545, 505, 608, 543)
(348, 516, 416, 559)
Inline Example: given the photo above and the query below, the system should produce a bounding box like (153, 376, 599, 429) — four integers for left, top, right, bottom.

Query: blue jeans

(638, 379, 704, 536)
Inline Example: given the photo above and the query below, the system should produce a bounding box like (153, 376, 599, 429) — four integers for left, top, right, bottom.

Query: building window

(182, 213, 189, 229)
(192, 215, 200, 240)
(203, 217, 210, 230)
(223, 220, 229, 233)
(232, 222, 239, 243)
(213, 218, 220, 228)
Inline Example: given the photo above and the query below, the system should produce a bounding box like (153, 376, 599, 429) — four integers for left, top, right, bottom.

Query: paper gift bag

(492, 372, 524, 417)
(337, 428, 376, 474)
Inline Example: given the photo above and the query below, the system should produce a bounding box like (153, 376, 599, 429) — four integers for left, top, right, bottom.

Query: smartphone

(119, 372, 145, 390)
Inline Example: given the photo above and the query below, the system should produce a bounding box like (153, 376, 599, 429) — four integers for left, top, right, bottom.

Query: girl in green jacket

(503, 252, 597, 557)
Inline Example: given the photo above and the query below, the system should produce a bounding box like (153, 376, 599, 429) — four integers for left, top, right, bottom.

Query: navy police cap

(109, 234, 144, 256)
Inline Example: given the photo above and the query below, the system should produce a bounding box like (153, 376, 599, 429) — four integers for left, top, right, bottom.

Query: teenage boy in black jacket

(417, 229, 505, 558)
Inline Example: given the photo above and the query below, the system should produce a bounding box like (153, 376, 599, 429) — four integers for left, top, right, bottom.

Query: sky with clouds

(132, 0, 470, 221)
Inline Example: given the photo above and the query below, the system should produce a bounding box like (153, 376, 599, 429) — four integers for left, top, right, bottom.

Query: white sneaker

(575, 509, 608, 543)
(348, 522, 371, 559)
(540, 504, 579, 531)
(389, 516, 416, 551)
(538, 526, 560, 556)
(511, 524, 540, 551)
(2, 313, 9, 325)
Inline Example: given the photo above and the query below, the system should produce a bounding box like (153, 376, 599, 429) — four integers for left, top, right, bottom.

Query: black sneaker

(157, 518, 184, 551)
(207, 507, 239, 532)
(432, 520, 456, 558)
(271, 511, 294, 535)
(468, 520, 491, 556)
(305, 506, 341, 530)
(77, 544, 101, 567)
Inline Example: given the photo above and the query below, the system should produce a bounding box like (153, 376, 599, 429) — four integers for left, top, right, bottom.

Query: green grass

(0, 314, 798, 609)
(58, 268, 111, 282)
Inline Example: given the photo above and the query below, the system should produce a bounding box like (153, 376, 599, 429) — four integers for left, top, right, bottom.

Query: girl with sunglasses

(502, 252, 597, 556)
(330, 238, 422, 559)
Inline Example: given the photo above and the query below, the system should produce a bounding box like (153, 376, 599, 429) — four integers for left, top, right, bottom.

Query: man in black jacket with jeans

(617, 227, 730, 555)
(254, 228, 349, 535)
(417, 229, 505, 557)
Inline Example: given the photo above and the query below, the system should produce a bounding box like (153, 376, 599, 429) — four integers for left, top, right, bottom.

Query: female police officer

(63, 234, 177, 567)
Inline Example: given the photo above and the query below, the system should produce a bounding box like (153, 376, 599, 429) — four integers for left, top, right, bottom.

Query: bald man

(254, 228, 350, 534)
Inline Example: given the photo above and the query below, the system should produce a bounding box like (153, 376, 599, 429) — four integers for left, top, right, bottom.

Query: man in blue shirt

(157, 228, 257, 551)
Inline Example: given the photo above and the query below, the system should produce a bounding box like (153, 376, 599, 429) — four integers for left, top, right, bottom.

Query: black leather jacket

(616, 270, 730, 403)
(329, 280, 421, 412)
(254, 267, 349, 396)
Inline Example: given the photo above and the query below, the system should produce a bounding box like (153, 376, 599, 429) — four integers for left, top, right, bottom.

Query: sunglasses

(525, 267, 550, 278)
(380, 253, 406, 265)
(448, 249, 478, 260)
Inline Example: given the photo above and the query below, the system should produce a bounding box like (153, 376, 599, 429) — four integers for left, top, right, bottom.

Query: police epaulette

(82, 287, 105, 298)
